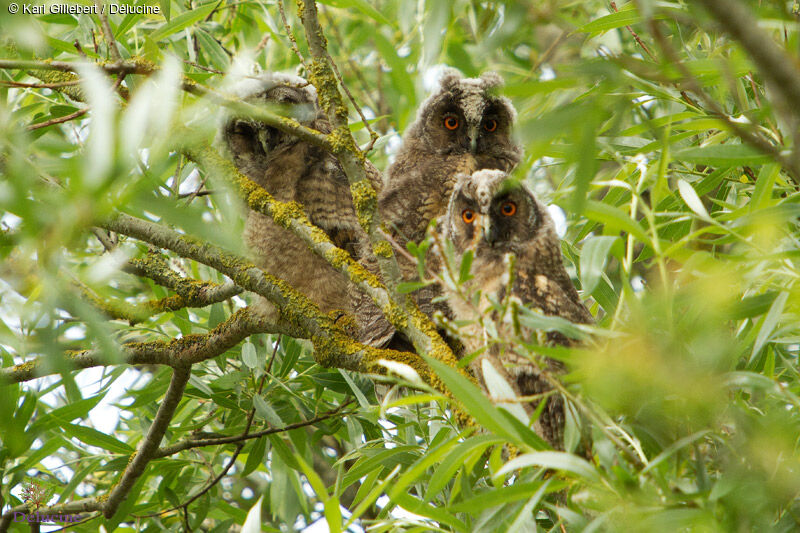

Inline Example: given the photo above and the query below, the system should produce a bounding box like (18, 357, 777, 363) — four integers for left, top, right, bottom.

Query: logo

(14, 480, 86, 524)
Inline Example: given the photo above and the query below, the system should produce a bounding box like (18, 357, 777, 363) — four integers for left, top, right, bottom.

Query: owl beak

(481, 216, 497, 246)
(468, 125, 479, 153)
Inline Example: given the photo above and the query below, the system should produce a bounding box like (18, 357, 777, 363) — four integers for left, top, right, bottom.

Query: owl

(380, 69, 521, 248)
(436, 169, 593, 449)
(221, 73, 383, 320)
(354, 70, 522, 347)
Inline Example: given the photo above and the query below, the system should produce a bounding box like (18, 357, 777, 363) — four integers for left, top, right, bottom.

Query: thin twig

(182, 59, 224, 75)
(322, 8, 381, 113)
(93, 0, 123, 62)
(317, 6, 379, 151)
(531, 29, 569, 74)
(0, 79, 82, 88)
(610, 1, 656, 61)
(695, 0, 800, 113)
(137, 401, 356, 520)
(152, 402, 355, 458)
(27, 107, 89, 130)
(278, 0, 308, 67)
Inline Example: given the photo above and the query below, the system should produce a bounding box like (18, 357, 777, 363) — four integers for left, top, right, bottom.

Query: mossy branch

(101, 212, 430, 379)
(293, 2, 466, 387)
(79, 279, 242, 325)
(0, 308, 285, 383)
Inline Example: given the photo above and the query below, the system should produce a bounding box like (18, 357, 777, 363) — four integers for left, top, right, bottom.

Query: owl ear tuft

(479, 71, 504, 88)
(438, 67, 464, 91)
(451, 172, 473, 194)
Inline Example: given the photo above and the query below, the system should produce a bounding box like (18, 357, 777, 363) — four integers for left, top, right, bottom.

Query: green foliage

(2, 0, 800, 531)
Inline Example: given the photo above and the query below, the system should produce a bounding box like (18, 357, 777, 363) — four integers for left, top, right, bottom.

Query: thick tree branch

(101, 213, 429, 378)
(295, 1, 468, 399)
(0, 308, 283, 383)
(103, 365, 191, 518)
(297, 1, 381, 236)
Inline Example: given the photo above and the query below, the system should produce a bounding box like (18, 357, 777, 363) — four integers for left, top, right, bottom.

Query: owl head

(404, 69, 521, 170)
(221, 73, 320, 176)
(442, 169, 555, 260)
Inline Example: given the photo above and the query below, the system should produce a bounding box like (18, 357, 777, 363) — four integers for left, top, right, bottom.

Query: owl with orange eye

(353, 70, 522, 347)
(437, 169, 593, 449)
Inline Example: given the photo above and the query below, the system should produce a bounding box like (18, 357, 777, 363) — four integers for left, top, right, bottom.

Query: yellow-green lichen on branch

(382, 300, 409, 331)
(324, 247, 352, 269)
(307, 59, 347, 124)
(271, 200, 307, 229)
(11, 360, 38, 374)
(328, 126, 363, 160)
(317, 236, 382, 286)
(350, 179, 377, 231)
(346, 261, 384, 289)
(372, 240, 393, 258)
(408, 304, 465, 374)
(29, 68, 84, 101)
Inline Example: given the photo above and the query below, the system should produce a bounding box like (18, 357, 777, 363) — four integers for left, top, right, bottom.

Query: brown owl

(437, 169, 593, 449)
(354, 70, 522, 347)
(221, 73, 382, 319)
(381, 69, 521, 248)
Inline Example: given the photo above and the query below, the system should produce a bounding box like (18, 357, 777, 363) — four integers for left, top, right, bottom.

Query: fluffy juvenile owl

(354, 70, 522, 347)
(381, 69, 521, 247)
(437, 169, 593, 449)
(221, 73, 383, 319)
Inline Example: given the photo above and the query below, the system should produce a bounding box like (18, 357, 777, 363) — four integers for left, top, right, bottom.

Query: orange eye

(462, 209, 476, 224)
(484, 119, 498, 132)
(501, 201, 516, 216)
(444, 116, 459, 130)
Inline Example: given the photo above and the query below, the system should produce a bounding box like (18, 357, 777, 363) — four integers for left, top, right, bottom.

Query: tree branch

(0, 58, 328, 148)
(27, 107, 89, 130)
(82, 275, 242, 324)
(182, 143, 468, 393)
(0, 308, 282, 383)
(101, 213, 429, 378)
(645, 19, 800, 185)
(0, 58, 155, 75)
(294, 1, 468, 402)
(103, 365, 191, 518)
